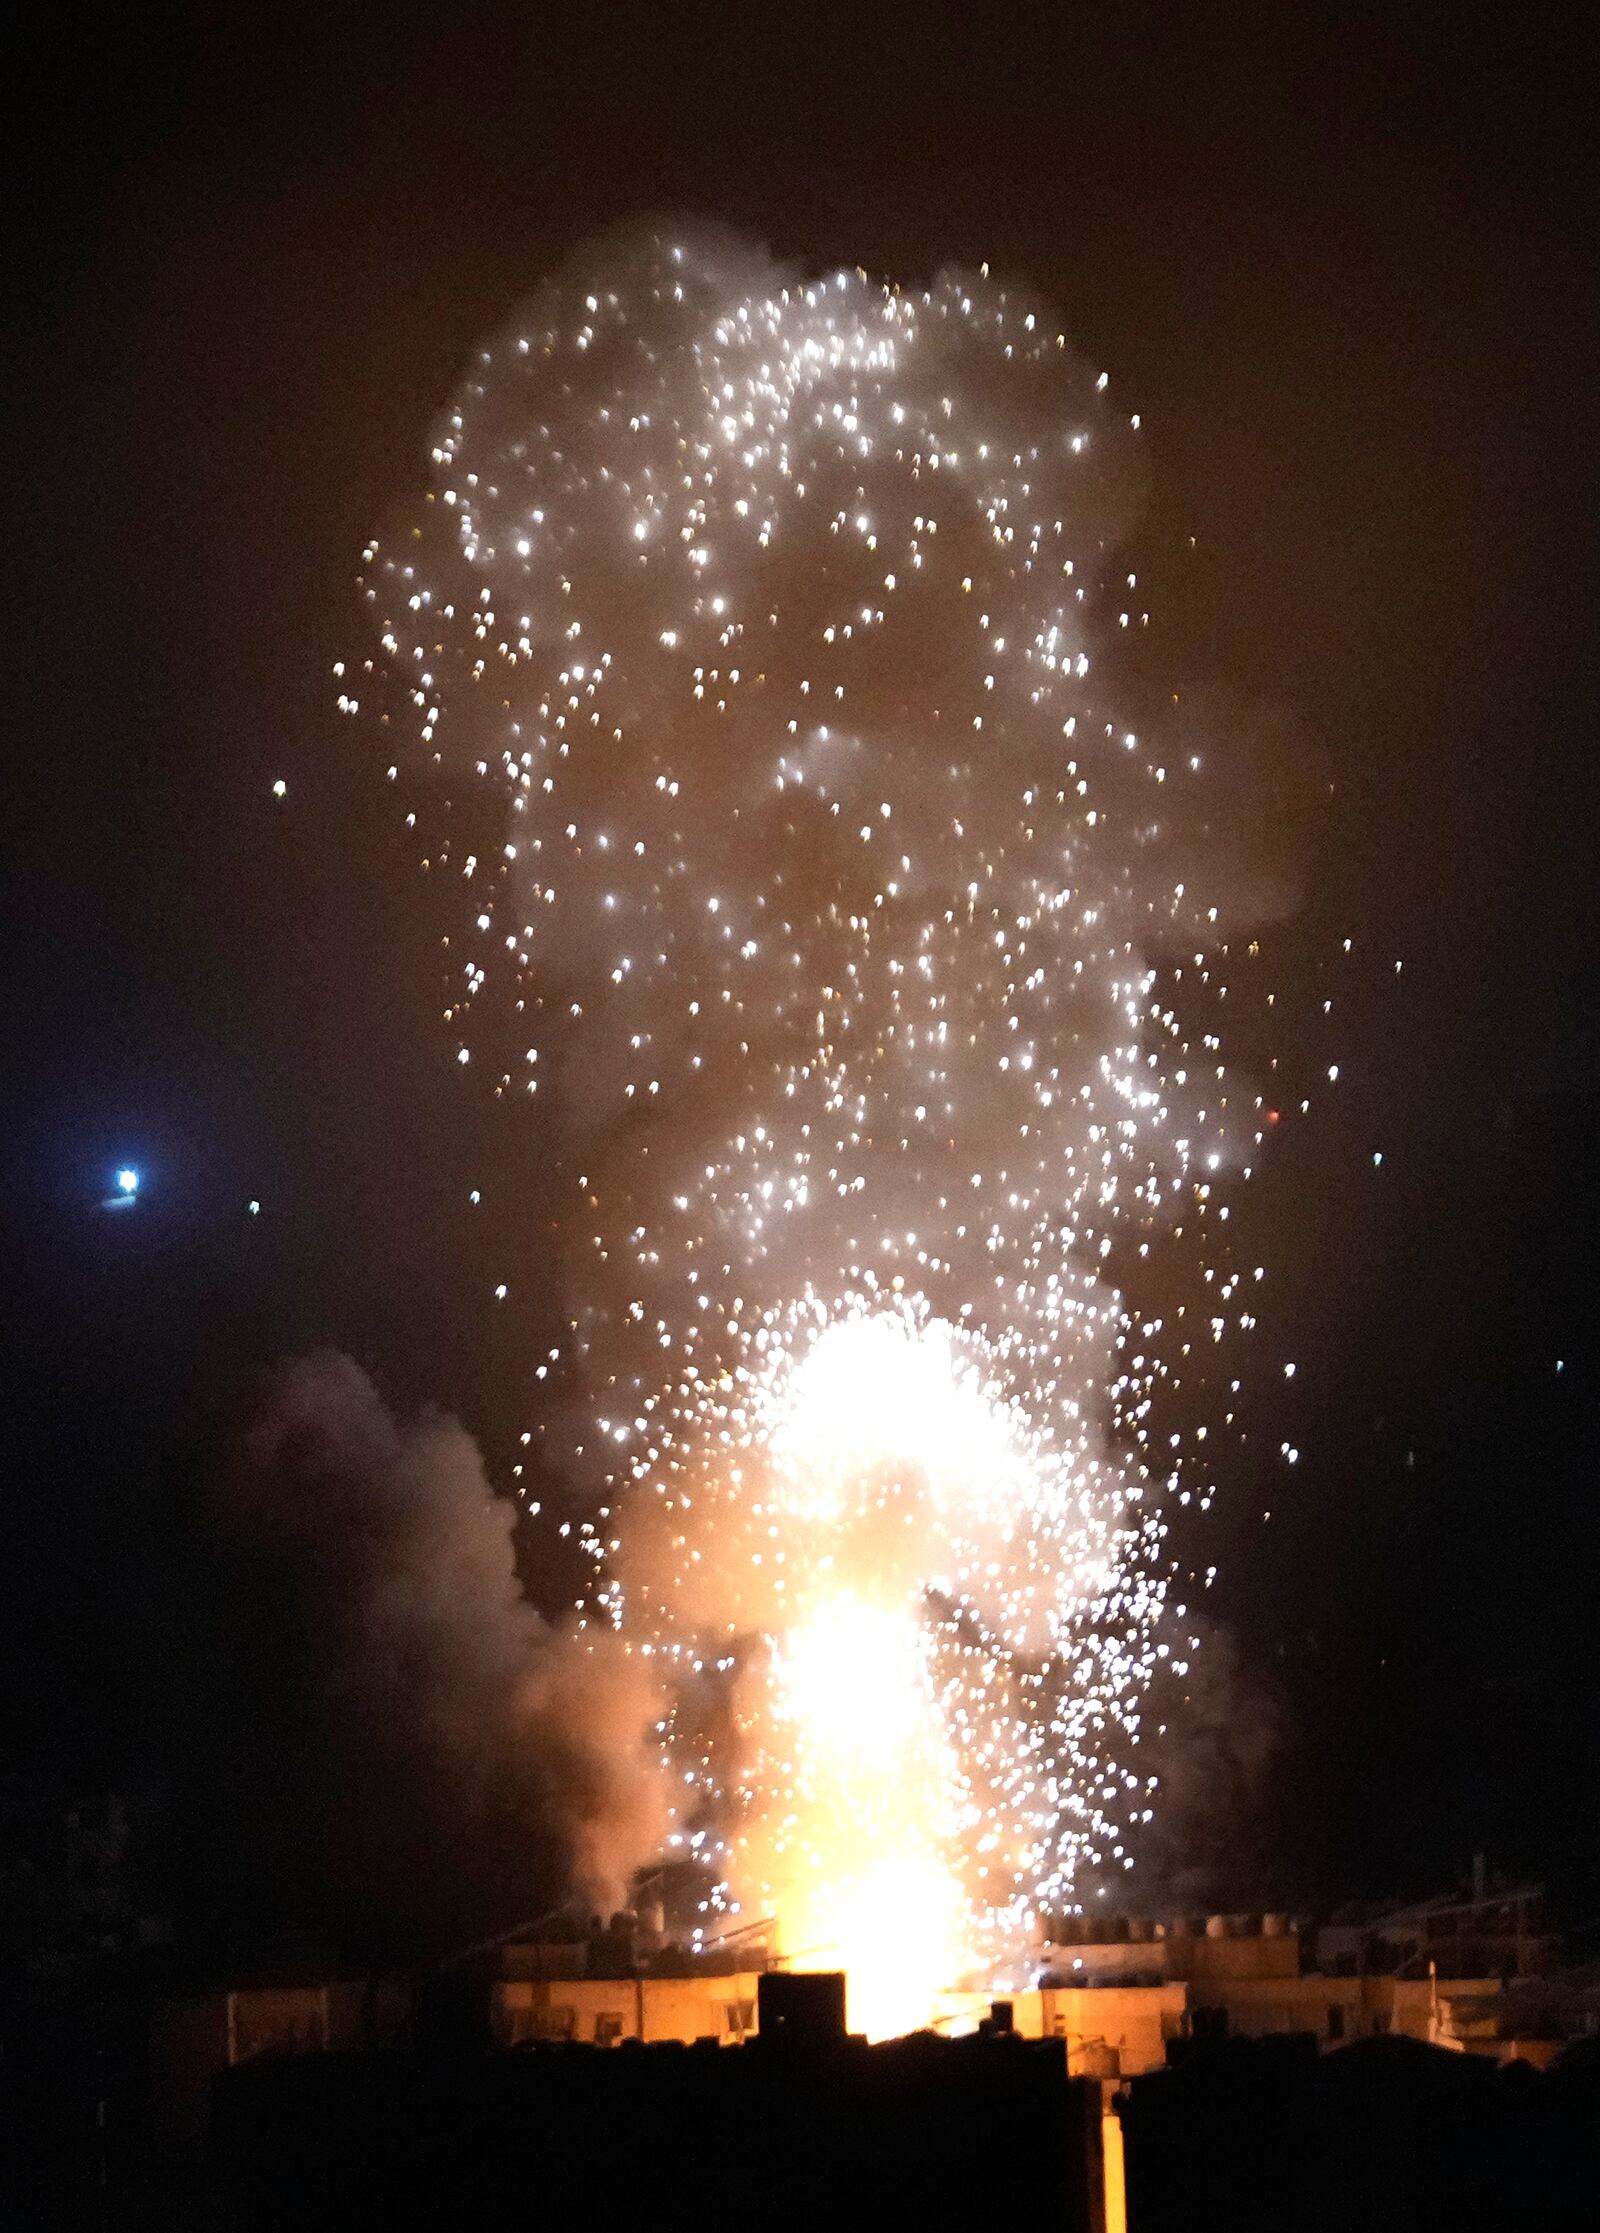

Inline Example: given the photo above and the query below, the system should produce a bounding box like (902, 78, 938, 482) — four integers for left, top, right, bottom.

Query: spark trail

(353, 225, 1284, 2036)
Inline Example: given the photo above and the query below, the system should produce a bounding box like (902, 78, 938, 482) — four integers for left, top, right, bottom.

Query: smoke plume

(1123, 1615, 1285, 1911)
(352, 222, 1315, 2011)
(189, 1351, 662, 1952)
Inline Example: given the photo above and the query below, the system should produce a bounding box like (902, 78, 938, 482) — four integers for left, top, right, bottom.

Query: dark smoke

(175, 1352, 661, 1955)
(1119, 1616, 1285, 1912)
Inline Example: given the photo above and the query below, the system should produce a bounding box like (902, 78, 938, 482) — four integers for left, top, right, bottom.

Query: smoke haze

(181, 1352, 662, 1952)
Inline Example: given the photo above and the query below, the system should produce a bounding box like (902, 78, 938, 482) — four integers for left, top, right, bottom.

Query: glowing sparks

(356, 226, 1295, 2033)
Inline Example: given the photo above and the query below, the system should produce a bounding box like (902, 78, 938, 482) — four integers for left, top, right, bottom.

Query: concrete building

(149, 1972, 412, 2157)
(210, 1975, 1111, 2233)
(138, 1903, 1546, 2162)
(1316, 1874, 1555, 1981)
(471, 1905, 1544, 2073)
(490, 1968, 762, 2047)
(1033, 1912, 1509, 2065)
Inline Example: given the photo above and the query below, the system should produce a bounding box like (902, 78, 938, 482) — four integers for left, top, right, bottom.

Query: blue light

(116, 1167, 140, 1196)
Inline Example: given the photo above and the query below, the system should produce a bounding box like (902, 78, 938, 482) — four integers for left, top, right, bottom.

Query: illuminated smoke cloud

(203, 1352, 664, 1950)
(354, 223, 1287, 2029)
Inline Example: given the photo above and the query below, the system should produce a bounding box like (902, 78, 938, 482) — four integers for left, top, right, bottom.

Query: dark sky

(3, 4, 1597, 1911)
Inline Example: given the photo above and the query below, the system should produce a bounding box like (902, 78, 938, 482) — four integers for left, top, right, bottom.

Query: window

(594, 2012, 625, 2045)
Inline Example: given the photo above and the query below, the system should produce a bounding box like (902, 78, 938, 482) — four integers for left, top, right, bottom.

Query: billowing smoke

(1119, 1615, 1285, 1912)
(188, 1352, 662, 1953)
(353, 223, 1305, 2021)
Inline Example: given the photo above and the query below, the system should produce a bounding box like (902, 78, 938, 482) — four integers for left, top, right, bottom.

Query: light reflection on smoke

(357, 224, 1290, 2030)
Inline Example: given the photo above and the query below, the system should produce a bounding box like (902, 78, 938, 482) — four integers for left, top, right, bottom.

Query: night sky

(3, 6, 1596, 1922)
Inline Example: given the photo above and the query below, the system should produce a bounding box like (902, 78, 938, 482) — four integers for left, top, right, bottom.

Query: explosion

(352, 224, 1288, 2036)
